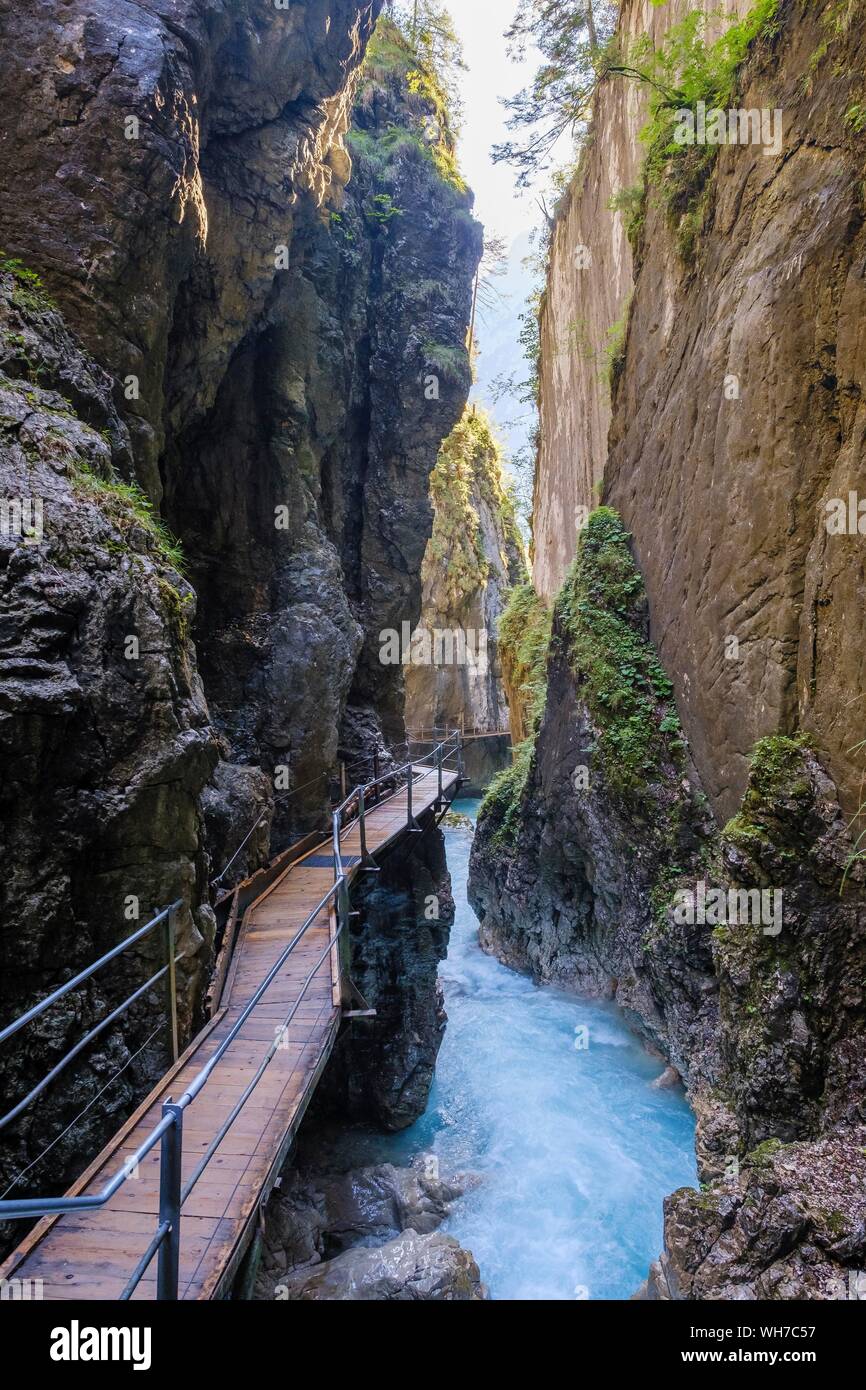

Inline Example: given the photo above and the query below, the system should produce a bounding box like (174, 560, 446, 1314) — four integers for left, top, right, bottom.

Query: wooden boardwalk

(0, 767, 458, 1300)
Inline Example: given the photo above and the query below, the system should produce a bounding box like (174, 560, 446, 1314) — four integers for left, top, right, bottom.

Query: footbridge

(0, 736, 462, 1300)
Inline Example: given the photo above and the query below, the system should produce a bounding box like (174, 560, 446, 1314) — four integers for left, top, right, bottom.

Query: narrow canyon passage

(311, 798, 697, 1300)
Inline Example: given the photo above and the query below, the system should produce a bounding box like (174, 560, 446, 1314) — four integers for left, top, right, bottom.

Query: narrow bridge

(0, 738, 461, 1300)
(408, 724, 513, 743)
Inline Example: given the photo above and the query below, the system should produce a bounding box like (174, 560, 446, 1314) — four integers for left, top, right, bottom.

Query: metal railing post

(164, 907, 179, 1065)
(157, 1101, 183, 1300)
(359, 787, 380, 872)
(372, 748, 380, 802)
(437, 742, 444, 805)
(457, 730, 464, 779)
(406, 762, 422, 833)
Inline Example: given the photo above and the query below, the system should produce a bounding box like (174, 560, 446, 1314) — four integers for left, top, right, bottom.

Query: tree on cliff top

(384, 0, 467, 128)
(494, 0, 618, 185)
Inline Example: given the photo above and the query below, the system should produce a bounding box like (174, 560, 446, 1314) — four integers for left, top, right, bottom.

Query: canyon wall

(0, 4, 480, 1213)
(405, 407, 526, 785)
(472, 0, 866, 1299)
(532, 0, 749, 603)
(534, 0, 865, 820)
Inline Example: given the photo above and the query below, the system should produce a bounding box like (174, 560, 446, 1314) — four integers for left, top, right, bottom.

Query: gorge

(0, 0, 864, 1317)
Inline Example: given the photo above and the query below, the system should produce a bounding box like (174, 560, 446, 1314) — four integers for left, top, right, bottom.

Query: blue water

(332, 797, 697, 1299)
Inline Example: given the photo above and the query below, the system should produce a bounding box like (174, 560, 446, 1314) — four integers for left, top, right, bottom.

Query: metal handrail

(0, 902, 181, 1048)
(0, 901, 184, 1133)
(0, 730, 464, 1299)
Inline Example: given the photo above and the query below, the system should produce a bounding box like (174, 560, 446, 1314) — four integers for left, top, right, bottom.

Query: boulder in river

(275, 1230, 487, 1302)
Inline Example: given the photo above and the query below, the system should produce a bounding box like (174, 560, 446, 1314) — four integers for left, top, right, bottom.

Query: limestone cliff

(404, 407, 526, 784)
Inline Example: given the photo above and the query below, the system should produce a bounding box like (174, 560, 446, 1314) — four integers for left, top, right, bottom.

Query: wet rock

(647, 1129, 866, 1301)
(257, 1159, 465, 1286)
(316, 822, 456, 1129)
(273, 1230, 486, 1302)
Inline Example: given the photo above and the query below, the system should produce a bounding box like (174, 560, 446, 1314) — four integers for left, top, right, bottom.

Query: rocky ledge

(255, 1160, 485, 1302)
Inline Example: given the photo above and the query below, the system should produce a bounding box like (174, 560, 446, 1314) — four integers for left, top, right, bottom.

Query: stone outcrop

(0, 271, 216, 1218)
(533, 0, 866, 821)
(269, 1229, 486, 1301)
(405, 407, 526, 785)
(314, 815, 455, 1131)
(255, 1157, 484, 1301)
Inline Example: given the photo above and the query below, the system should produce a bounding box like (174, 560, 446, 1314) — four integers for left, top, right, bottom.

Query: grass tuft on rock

(72, 461, 186, 574)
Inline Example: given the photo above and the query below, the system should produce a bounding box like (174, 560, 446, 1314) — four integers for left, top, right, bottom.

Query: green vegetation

(608, 182, 646, 251)
(745, 1137, 785, 1166)
(556, 507, 683, 795)
(493, 1, 619, 185)
(1, 253, 56, 313)
(421, 339, 467, 384)
(479, 738, 535, 850)
(722, 734, 811, 861)
(600, 297, 631, 387)
(630, 0, 781, 260)
(425, 407, 521, 610)
(498, 580, 552, 739)
(480, 507, 684, 839)
(353, 13, 467, 194)
(72, 461, 186, 574)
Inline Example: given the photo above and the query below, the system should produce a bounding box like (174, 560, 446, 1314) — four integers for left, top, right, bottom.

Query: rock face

(163, 21, 482, 835)
(531, 0, 748, 607)
(255, 1159, 485, 1302)
(272, 1229, 486, 1301)
(0, 272, 216, 1215)
(534, 0, 866, 821)
(405, 408, 526, 786)
(479, 0, 866, 1301)
(0, 7, 479, 1215)
(315, 816, 455, 1130)
(639, 1128, 866, 1301)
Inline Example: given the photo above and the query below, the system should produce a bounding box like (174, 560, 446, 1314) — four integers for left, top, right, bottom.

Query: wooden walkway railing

(0, 740, 461, 1300)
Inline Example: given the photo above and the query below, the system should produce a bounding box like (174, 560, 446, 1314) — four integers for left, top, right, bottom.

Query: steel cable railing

(0, 731, 463, 1299)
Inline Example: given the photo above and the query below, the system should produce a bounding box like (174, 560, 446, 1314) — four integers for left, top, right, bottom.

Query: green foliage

(518, 289, 543, 409)
(359, 13, 467, 192)
(498, 580, 552, 737)
(0, 253, 56, 313)
(425, 408, 521, 610)
(556, 507, 682, 794)
(631, 1, 781, 260)
(845, 103, 866, 133)
(608, 182, 646, 251)
(599, 296, 631, 387)
(366, 192, 404, 226)
(493, 1, 619, 185)
(72, 461, 186, 573)
(722, 734, 811, 862)
(421, 339, 467, 383)
(479, 737, 535, 850)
